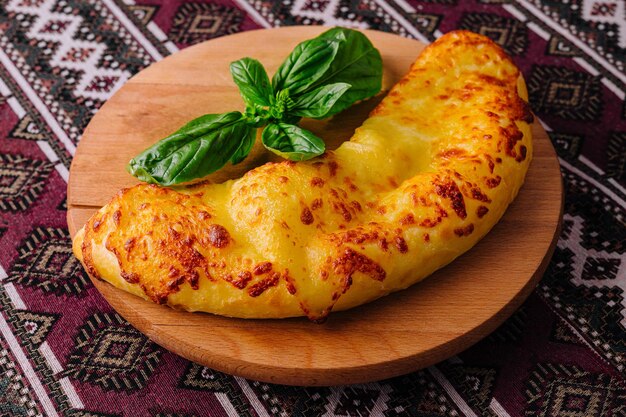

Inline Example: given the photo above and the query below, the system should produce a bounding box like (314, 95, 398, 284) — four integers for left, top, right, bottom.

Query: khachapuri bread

(73, 31, 534, 321)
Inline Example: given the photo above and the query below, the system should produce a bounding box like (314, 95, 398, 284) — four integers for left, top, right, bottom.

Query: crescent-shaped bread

(72, 31, 533, 322)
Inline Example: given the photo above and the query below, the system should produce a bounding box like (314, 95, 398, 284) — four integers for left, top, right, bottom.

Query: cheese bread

(73, 31, 533, 321)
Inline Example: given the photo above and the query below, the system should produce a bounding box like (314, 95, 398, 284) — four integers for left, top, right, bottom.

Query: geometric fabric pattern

(0, 346, 42, 417)
(7, 227, 90, 295)
(459, 12, 528, 55)
(606, 132, 626, 182)
(549, 132, 584, 160)
(13, 310, 59, 347)
(178, 362, 256, 416)
(527, 65, 603, 121)
(0, 0, 624, 416)
(0, 153, 52, 212)
(170, 3, 245, 46)
(128, 5, 159, 26)
(62, 313, 162, 392)
(525, 363, 626, 417)
(8, 115, 47, 141)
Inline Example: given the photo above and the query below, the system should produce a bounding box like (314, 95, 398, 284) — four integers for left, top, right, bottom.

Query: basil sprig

(127, 27, 383, 186)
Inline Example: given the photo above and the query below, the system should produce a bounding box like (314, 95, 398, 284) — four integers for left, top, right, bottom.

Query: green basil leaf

(306, 27, 382, 116)
(288, 82, 351, 119)
(262, 123, 325, 161)
(272, 38, 339, 95)
(230, 126, 256, 165)
(230, 58, 273, 107)
(127, 111, 253, 185)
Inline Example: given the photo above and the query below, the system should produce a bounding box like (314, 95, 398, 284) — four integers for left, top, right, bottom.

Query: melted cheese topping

(73, 31, 533, 321)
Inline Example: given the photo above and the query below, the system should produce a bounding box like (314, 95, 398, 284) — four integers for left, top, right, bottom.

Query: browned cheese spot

(400, 214, 415, 225)
(419, 204, 448, 228)
(328, 161, 339, 177)
(438, 148, 467, 159)
(333, 202, 352, 222)
(519, 101, 534, 123)
(516, 145, 527, 162)
(141, 283, 168, 305)
(165, 267, 186, 290)
(248, 272, 280, 297)
(470, 187, 491, 202)
(344, 177, 358, 191)
(253, 261, 272, 275)
(502, 125, 524, 158)
(123, 238, 136, 253)
(477, 206, 489, 218)
(395, 236, 408, 253)
(283, 269, 297, 295)
(300, 207, 314, 225)
(311, 177, 324, 187)
(112, 210, 121, 226)
(92, 218, 103, 232)
(227, 271, 252, 289)
(121, 271, 139, 284)
(311, 198, 323, 210)
(278, 176, 289, 183)
(332, 248, 386, 286)
(197, 210, 211, 220)
(434, 180, 467, 219)
(454, 224, 475, 237)
(478, 74, 506, 87)
(485, 176, 502, 188)
(335, 228, 387, 248)
(207, 224, 230, 248)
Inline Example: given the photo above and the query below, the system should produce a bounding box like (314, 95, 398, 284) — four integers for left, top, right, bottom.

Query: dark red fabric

(0, 1, 624, 416)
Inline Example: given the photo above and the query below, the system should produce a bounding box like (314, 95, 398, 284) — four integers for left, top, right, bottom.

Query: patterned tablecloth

(0, 1, 624, 416)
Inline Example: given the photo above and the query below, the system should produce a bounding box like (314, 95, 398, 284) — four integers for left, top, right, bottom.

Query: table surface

(67, 26, 562, 386)
(0, 1, 625, 417)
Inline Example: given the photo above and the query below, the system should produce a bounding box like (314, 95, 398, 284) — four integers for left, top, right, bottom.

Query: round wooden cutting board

(67, 26, 563, 386)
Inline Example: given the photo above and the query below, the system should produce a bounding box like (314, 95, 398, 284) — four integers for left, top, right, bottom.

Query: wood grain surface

(67, 26, 563, 386)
